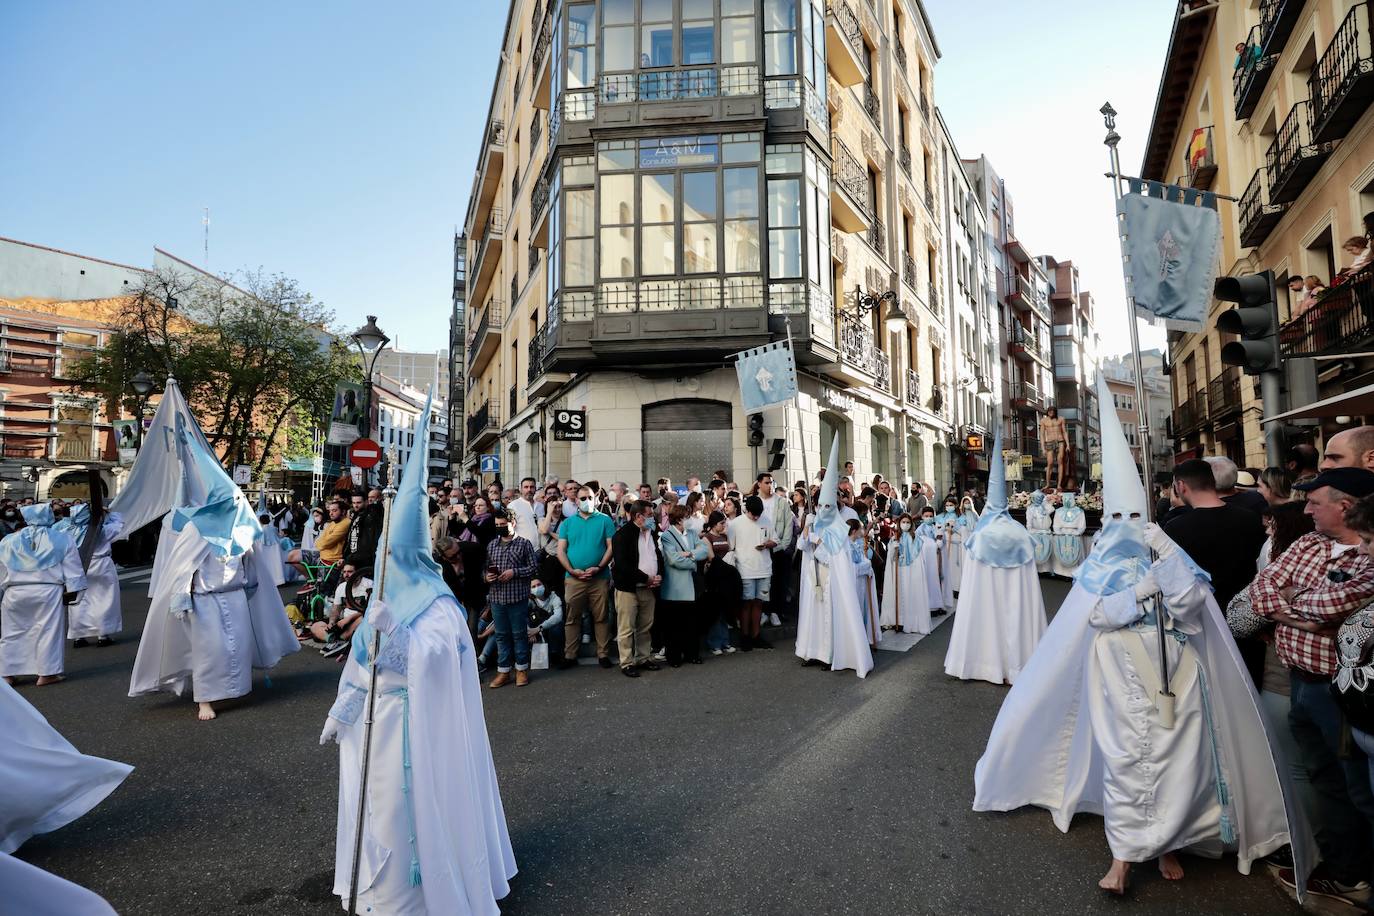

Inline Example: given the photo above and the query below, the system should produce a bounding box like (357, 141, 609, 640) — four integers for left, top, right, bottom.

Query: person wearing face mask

(881, 513, 933, 636)
(847, 520, 881, 650)
(0, 505, 24, 535)
(610, 501, 664, 677)
(556, 486, 615, 669)
(974, 378, 1312, 898)
(913, 506, 947, 614)
(483, 510, 539, 688)
(943, 424, 1046, 685)
(659, 504, 710, 666)
(947, 497, 980, 598)
(527, 578, 564, 660)
(0, 505, 86, 686)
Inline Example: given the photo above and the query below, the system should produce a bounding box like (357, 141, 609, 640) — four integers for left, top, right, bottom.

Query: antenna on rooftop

(203, 207, 210, 267)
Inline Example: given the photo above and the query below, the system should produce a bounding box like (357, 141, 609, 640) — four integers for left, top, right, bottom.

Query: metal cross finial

(1100, 101, 1117, 129)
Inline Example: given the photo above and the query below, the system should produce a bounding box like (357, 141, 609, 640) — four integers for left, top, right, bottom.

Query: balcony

(1008, 274, 1050, 322)
(1185, 125, 1218, 190)
(834, 309, 891, 391)
(1011, 382, 1044, 413)
(924, 185, 935, 213)
(826, 1, 866, 87)
(1234, 24, 1277, 120)
(465, 299, 504, 379)
(531, 7, 552, 109)
(1005, 236, 1032, 264)
(469, 120, 506, 250)
(906, 368, 920, 404)
(898, 144, 912, 178)
(866, 217, 885, 256)
(919, 94, 931, 123)
(469, 208, 505, 306)
(863, 82, 881, 126)
(1266, 100, 1333, 204)
(1278, 270, 1374, 357)
(1309, 1, 1374, 143)
(466, 399, 502, 452)
(526, 318, 573, 397)
(1009, 324, 1051, 367)
(829, 140, 873, 232)
(597, 65, 761, 107)
(928, 284, 941, 317)
(901, 252, 917, 291)
(1207, 366, 1243, 420)
(1260, 0, 1303, 59)
(1238, 167, 1287, 248)
(530, 173, 551, 247)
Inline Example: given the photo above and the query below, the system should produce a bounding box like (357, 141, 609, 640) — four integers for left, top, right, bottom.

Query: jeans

(1354, 728, 1374, 806)
(490, 600, 531, 672)
(1288, 671, 1374, 883)
(706, 617, 730, 651)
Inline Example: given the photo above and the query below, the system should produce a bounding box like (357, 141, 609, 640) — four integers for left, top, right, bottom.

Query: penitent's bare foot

(197, 702, 217, 721)
(1158, 852, 1184, 880)
(1099, 859, 1131, 895)
(35, 675, 65, 686)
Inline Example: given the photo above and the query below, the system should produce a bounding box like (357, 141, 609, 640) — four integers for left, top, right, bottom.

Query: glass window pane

(566, 189, 594, 235)
(684, 222, 718, 273)
(721, 17, 756, 64)
(683, 22, 715, 65)
(769, 228, 802, 277)
(684, 0, 714, 17)
(763, 0, 797, 31)
(642, 224, 676, 275)
(725, 221, 761, 273)
(764, 32, 796, 76)
(566, 47, 593, 88)
(723, 137, 760, 163)
(641, 174, 675, 224)
(723, 0, 753, 13)
(767, 178, 800, 227)
(600, 175, 634, 224)
(566, 238, 594, 286)
(684, 172, 718, 221)
(568, 3, 595, 43)
(604, 26, 635, 70)
(643, 0, 673, 20)
(596, 146, 636, 171)
(600, 228, 634, 278)
(602, 0, 634, 25)
(724, 167, 758, 218)
(642, 24, 674, 67)
(765, 147, 802, 174)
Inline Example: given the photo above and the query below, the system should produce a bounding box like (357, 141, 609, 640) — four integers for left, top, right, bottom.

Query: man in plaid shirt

(484, 511, 538, 689)
(1252, 467, 1374, 898)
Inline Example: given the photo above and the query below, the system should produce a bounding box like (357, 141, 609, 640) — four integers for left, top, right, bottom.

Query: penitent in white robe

(880, 534, 932, 635)
(916, 527, 946, 610)
(257, 524, 288, 588)
(0, 677, 131, 854)
(974, 553, 1316, 876)
(323, 596, 516, 915)
(943, 555, 1045, 685)
(66, 515, 125, 640)
(1026, 505, 1054, 575)
(129, 516, 299, 704)
(0, 853, 117, 916)
(795, 528, 874, 678)
(1051, 506, 1087, 578)
(0, 542, 86, 678)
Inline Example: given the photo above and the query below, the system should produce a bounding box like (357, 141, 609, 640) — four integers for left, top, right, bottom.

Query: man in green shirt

(557, 485, 615, 669)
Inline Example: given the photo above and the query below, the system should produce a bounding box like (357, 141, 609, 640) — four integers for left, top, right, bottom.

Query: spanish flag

(1187, 127, 1209, 169)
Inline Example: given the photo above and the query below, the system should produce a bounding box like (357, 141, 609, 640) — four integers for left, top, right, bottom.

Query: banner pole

(784, 316, 812, 508)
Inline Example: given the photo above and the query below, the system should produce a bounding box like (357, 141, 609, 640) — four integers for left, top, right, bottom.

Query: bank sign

(553, 409, 586, 442)
(639, 135, 719, 169)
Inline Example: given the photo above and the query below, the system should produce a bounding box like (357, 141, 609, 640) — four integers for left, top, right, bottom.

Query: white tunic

(324, 596, 516, 915)
(0, 677, 131, 854)
(1026, 504, 1055, 574)
(943, 557, 1046, 685)
(795, 526, 874, 678)
(1051, 506, 1087, 578)
(66, 516, 124, 639)
(879, 534, 933, 635)
(0, 541, 86, 678)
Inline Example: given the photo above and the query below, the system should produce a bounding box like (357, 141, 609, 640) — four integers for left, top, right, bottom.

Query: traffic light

(747, 413, 765, 447)
(768, 437, 785, 472)
(1216, 270, 1280, 375)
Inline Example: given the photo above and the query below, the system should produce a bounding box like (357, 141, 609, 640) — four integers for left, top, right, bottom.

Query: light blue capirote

(350, 389, 450, 666)
(168, 413, 262, 560)
(810, 435, 847, 555)
(964, 424, 1034, 568)
(0, 504, 72, 571)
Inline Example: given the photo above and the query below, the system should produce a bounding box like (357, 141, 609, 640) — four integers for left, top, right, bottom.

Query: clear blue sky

(1, 1, 1172, 357)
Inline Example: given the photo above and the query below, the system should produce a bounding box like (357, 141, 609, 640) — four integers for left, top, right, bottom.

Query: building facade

(460, 0, 955, 492)
(1143, 0, 1374, 466)
(375, 375, 449, 485)
(1102, 349, 1172, 475)
(373, 346, 450, 399)
(1042, 256, 1101, 488)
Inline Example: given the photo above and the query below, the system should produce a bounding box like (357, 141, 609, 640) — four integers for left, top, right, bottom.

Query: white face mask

(900, 521, 911, 531)
(607, 491, 619, 503)
(579, 498, 595, 514)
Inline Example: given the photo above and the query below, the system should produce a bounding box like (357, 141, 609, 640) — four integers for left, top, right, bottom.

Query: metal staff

(347, 472, 398, 915)
(1101, 102, 1174, 726)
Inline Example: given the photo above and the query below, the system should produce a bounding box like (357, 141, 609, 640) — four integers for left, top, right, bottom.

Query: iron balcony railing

(486, 120, 506, 149)
(528, 245, 540, 275)
(919, 94, 931, 122)
(833, 1, 864, 67)
(466, 299, 504, 350)
(1233, 23, 1276, 120)
(531, 174, 551, 223)
(866, 216, 885, 254)
(1207, 366, 1243, 419)
(1176, 388, 1208, 435)
(1279, 270, 1374, 357)
(831, 140, 872, 219)
(466, 399, 502, 445)
(1308, 1, 1374, 143)
(508, 385, 517, 419)
(530, 113, 543, 153)
(901, 252, 917, 289)
(924, 185, 935, 213)
(598, 65, 760, 105)
(838, 309, 891, 390)
(1259, 0, 1301, 58)
(864, 82, 881, 124)
(906, 368, 920, 404)
(928, 283, 941, 316)
(898, 144, 912, 177)
(1011, 381, 1043, 410)
(528, 320, 554, 384)
(532, 9, 552, 77)
(1238, 167, 1286, 247)
(1185, 125, 1217, 188)
(1266, 99, 1328, 204)
(895, 43, 908, 77)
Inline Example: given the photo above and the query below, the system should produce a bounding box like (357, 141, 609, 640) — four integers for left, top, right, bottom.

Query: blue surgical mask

(643, 517, 657, 532)
(532, 585, 546, 599)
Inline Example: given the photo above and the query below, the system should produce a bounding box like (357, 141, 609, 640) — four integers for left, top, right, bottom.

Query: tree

(67, 265, 361, 478)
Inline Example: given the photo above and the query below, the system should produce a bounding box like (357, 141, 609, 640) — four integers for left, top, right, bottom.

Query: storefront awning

(1261, 382, 1374, 424)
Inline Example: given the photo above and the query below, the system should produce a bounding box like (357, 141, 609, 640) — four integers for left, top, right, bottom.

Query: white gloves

(1142, 522, 1178, 559)
(1133, 570, 1160, 602)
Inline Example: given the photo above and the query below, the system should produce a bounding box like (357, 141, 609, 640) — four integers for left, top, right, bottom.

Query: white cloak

(323, 596, 516, 915)
(0, 541, 86, 678)
(879, 535, 932, 635)
(973, 553, 1316, 879)
(917, 529, 945, 610)
(1026, 505, 1054, 574)
(0, 677, 131, 853)
(795, 529, 874, 678)
(853, 545, 883, 648)
(129, 516, 299, 703)
(257, 525, 288, 587)
(1051, 507, 1087, 577)
(67, 516, 125, 640)
(0, 853, 117, 915)
(943, 557, 1045, 685)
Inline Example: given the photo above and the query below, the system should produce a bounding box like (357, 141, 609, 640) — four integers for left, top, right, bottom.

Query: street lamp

(350, 315, 390, 482)
(129, 369, 156, 449)
(855, 287, 908, 332)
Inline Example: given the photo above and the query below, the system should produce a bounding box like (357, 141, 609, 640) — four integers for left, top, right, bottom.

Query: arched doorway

(932, 443, 947, 495)
(907, 433, 924, 484)
(525, 431, 543, 482)
(870, 426, 892, 481)
(643, 399, 732, 484)
(820, 411, 850, 475)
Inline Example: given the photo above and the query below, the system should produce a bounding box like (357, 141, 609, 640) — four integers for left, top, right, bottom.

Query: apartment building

(458, 0, 953, 491)
(373, 346, 450, 400)
(1102, 350, 1172, 474)
(1041, 256, 1101, 487)
(375, 375, 449, 485)
(448, 233, 467, 476)
(1143, 0, 1374, 466)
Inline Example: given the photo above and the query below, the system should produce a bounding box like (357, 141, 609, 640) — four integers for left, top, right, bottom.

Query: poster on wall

(327, 381, 366, 445)
(113, 420, 139, 466)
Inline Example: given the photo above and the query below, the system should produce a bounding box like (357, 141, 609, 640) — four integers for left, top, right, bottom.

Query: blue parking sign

(480, 454, 500, 474)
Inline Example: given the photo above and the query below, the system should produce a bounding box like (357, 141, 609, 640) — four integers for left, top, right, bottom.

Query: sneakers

(710, 648, 724, 656)
(1277, 867, 1372, 907)
(95, 636, 114, 647)
(767, 612, 782, 627)
(724, 645, 739, 654)
(581, 633, 591, 644)
(321, 640, 350, 660)
(652, 649, 667, 661)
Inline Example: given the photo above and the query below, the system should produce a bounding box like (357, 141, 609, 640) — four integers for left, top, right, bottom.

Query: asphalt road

(15, 574, 1304, 916)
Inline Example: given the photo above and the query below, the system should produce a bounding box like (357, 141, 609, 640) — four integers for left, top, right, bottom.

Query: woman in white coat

(880, 514, 932, 635)
(56, 505, 124, 647)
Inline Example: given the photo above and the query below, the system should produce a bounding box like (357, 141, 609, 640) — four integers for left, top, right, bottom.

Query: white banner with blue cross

(733, 340, 798, 412)
(1116, 179, 1221, 332)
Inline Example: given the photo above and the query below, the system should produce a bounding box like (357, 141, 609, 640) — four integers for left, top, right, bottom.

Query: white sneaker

(581, 634, 590, 644)
(724, 645, 739, 654)
(652, 649, 667, 661)
(767, 613, 781, 626)
(711, 648, 724, 656)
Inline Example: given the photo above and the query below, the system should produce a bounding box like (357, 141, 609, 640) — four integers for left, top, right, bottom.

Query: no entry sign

(349, 437, 381, 469)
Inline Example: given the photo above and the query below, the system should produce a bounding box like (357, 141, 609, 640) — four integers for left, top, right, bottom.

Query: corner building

(460, 0, 951, 490)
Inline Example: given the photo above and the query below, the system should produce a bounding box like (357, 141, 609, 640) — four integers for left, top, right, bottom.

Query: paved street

(15, 575, 1303, 916)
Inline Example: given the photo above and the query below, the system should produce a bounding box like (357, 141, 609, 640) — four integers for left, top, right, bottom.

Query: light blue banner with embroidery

(733, 340, 798, 412)
(1116, 179, 1220, 332)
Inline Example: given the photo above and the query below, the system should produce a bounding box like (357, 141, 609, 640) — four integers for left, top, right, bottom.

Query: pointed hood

(965, 423, 1035, 568)
(811, 434, 846, 555)
(818, 434, 842, 510)
(352, 389, 449, 665)
(0, 503, 71, 571)
(1096, 374, 1148, 518)
(169, 411, 262, 558)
